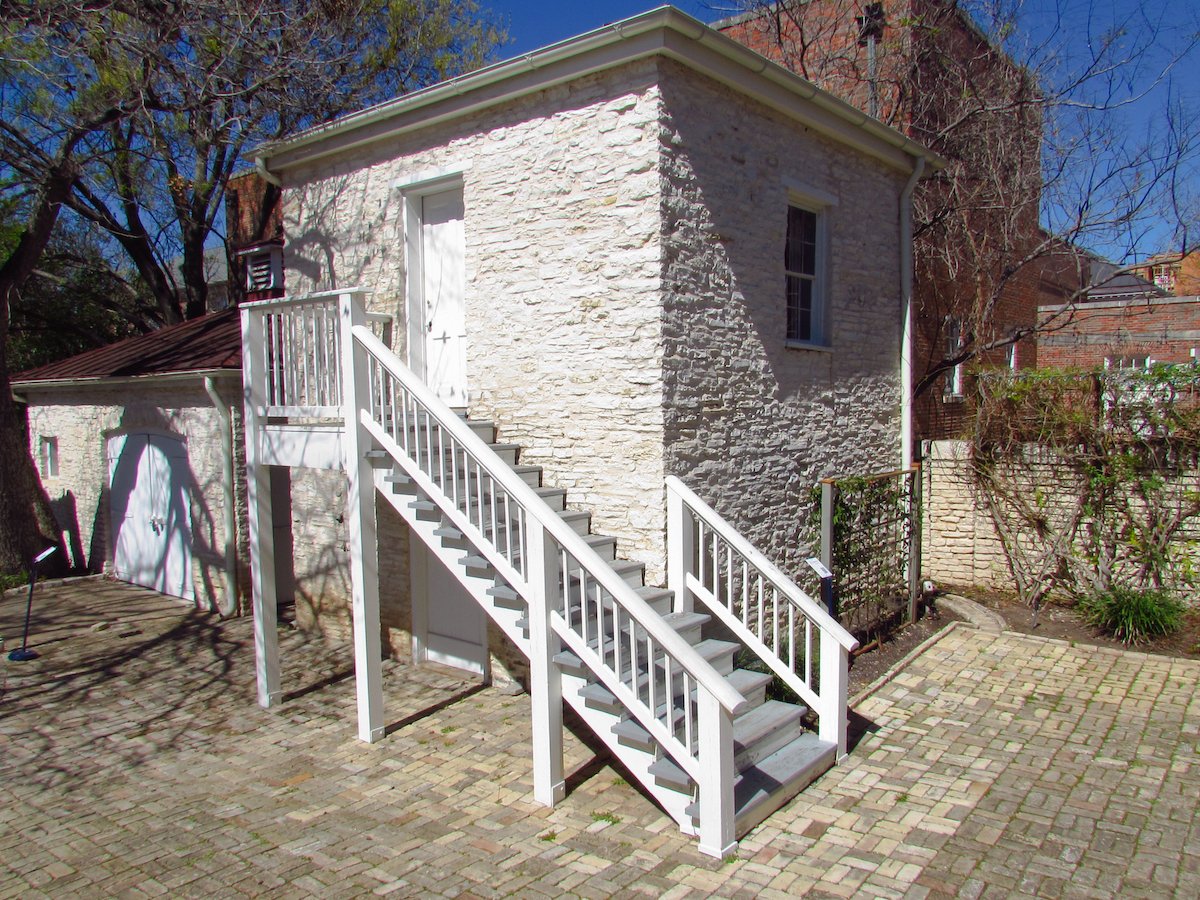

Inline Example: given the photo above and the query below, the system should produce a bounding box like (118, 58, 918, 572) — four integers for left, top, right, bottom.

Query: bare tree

(0, 0, 504, 574)
(720, 0, 1199, 427)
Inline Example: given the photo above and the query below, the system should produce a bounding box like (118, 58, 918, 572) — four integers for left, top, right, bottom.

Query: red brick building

(719, 1, 1072, 440)
(1131, 249, 1200, 298)
(1039, 294, 1200, 370)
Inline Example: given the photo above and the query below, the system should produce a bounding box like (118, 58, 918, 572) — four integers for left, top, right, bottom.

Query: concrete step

(686, 733, 837, 836)
(610, 665, 777, 753)
(646, 699, 809, 794)
(732, 700, 805, 771)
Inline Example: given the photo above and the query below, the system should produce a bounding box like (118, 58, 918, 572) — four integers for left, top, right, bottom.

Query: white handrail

(241, 286, 371, 310)
(666, 476, 857, 651)
(352, 325, 748, 717)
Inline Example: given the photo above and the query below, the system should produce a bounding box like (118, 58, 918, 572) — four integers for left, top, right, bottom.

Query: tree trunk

(0, 359, 62, 576)
(0, 164, 75, 575)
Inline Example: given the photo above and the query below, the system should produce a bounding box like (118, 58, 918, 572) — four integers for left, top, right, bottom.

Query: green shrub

(1077, 587, 1186, 644)
(0, 571, 28, 594)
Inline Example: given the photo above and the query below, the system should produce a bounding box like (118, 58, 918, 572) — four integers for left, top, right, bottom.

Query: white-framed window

(1006, 341, 1018, 371)
(1152, 264, 1177, 293)
(39, 436, 58, 478)
(785, 204, 827, 345)
(1105, 355, 1152, 372)
(944, 317, 964, 399)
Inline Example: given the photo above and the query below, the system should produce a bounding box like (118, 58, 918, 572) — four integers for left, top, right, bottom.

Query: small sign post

(8, 546, 57, 662)
(806, 556, 835, 618)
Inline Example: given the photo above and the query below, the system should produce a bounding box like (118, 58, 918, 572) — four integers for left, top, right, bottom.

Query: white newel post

(696, 689, 736, 858)
(666, 483, 694, 614)
(819, 629, 850, 760)
(340, 290, 385, 743)
(526, 520, 565, 805)
(242, 306, 281, 707)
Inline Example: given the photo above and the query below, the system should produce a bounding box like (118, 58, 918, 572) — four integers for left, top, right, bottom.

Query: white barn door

(107, 432, 195, 601)
(410, 186, 467, 407)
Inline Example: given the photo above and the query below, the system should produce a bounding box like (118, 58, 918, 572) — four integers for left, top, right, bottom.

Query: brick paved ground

(2, 579, 1198, 898)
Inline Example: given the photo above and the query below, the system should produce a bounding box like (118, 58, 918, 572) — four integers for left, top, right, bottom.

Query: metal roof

(12, 308, 241, 386)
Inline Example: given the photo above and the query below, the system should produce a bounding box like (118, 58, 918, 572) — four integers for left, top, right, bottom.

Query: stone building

(718, 0, 1061, 443)
(15, 7, 940, 853)
(247, 5, 940, 641)
(12, 311, 244, 614)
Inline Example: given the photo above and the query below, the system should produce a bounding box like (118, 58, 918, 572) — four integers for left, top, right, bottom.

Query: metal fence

(817, 465, 922, 638)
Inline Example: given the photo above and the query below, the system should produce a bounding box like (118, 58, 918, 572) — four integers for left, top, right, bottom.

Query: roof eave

(12, 367, 240, 395)
(257, 6, 944, 177)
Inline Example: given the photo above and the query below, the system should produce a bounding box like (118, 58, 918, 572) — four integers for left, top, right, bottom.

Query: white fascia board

(258, 6, 944, 177)
(12, 369, 240, 395)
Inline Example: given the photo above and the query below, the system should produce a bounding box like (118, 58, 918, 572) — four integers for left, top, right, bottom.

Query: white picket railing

(666, 476, 859, 758)
(243, 290, 390, 417)
(243, 288, 852, 855)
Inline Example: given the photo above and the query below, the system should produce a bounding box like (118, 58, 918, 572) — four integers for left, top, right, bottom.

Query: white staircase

(241, 290, 859, 857)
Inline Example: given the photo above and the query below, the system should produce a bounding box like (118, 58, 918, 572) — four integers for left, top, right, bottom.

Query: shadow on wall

(287, 468, 354, 642)
(48, 491, 86, 573)
(100, 404, 229, 613)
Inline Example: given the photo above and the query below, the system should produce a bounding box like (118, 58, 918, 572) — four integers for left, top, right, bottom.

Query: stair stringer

(372, 468, 531, 655)
(367, 456, 699, 833)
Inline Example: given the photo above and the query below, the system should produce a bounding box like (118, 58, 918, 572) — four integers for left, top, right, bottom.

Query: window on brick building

(39, 436, 58, 478)
(1006, 341, 1018, 371)
(785, 203, 827, 345)
(944, 318, 964, 399)
(1151, 264, 1177, 293)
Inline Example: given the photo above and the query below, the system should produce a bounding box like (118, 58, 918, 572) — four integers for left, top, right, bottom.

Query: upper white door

(107, 432, 194, 601)
(418, 187, 468, 407)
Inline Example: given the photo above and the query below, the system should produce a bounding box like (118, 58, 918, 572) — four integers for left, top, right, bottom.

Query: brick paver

(2, 579, 1198, 897)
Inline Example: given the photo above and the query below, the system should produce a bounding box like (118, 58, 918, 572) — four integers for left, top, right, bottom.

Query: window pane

(787, 274, 813, 341)
(786, 207, 816, 275)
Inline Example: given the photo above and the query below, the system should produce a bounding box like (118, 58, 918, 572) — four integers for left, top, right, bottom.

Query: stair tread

(726, 668, 775, 700)
(684, 733, 837, 827)
(645, 698, 808, 791)
(732, 700, 804, 752)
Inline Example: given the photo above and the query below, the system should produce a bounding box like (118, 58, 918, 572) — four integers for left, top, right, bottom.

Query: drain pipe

(204, 376, 239, 617)
(900, 156, 925, 471)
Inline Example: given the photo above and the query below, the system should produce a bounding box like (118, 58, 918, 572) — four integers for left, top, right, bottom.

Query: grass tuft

(1077, 587, 1185, 644)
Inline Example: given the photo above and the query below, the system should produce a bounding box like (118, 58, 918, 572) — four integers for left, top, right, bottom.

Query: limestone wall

(921, 441, 1012, 590)
(658, 60, 906, 577)
(21, 378, 245, 611)
(282, 60, 669, 577)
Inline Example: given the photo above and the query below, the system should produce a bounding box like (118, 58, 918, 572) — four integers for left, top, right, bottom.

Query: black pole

(8, 546, 56, 662)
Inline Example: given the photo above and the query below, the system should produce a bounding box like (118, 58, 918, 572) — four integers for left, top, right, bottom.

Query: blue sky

(482, 1, 1198, 260)
(485, 2, 725, 56)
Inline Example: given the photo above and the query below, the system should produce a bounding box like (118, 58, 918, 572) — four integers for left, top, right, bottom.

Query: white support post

(526, 520, 565, 806)
(340, 290, 385, 743)
(666, 483, 695, 614)
(696, 689, 736, 859)
(241, 306, 281, 707)
(819, 629, 851, 761)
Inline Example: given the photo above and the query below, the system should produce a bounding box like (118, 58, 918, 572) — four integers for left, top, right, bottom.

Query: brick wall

(1038, 296, 1200, 368)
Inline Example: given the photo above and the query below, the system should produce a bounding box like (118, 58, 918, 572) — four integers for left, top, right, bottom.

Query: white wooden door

(108, 433, 194, 601)
(412, 541, 488, 676)
(419, 188, 468, 406)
